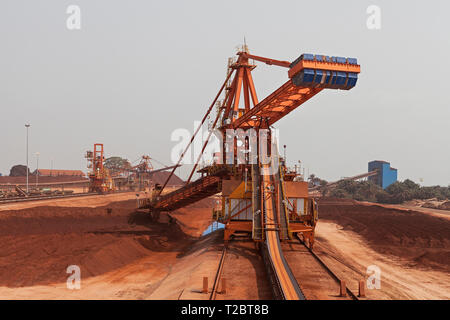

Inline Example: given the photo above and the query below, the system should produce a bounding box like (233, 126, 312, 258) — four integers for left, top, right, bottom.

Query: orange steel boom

(230, 81, 323, 129)
(227, 53, 360, 130)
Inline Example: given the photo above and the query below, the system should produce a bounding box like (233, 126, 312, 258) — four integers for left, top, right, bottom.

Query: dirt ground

(316, 198, 450, 299)
(216, 241, 273, 300)
(0, 192, 142, 212)
(0, 195, 449, 299)
(0, 200, 192, 288)
(318, 198, 450, 271)
(405, 199, 450, 211)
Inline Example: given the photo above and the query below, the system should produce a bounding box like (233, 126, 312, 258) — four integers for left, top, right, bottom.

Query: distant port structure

(368, 160, 398, 189)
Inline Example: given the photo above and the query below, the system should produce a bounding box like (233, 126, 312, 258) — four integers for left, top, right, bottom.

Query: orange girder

(230, 80, 323, 129)
(240, 52, 291, 68)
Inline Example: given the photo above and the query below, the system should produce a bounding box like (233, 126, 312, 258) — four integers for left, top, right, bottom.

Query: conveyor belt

(151, 175, 221, 211)
(261, 164, 305, 300)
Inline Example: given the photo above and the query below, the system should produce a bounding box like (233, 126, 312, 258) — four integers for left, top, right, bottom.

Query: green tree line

(323, 179, 450, 204)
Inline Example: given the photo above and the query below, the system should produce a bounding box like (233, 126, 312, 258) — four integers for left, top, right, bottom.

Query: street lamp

(35, 152, 40, 187)
(25, 124, 30, 194)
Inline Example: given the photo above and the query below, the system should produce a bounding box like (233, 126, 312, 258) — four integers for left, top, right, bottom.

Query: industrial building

(368, 160, 398, 189)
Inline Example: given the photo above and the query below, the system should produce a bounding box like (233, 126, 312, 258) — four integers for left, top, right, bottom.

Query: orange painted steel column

(245, 68, 259, 106)
(243, 72, 251, 112)
(233, 67, 244, 113)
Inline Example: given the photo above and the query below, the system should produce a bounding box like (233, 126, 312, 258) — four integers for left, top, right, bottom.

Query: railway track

(209, 246, 227, 300)
(286, 235, 359, 300)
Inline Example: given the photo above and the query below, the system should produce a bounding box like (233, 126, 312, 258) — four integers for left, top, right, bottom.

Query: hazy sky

(1, 1, 449, 185)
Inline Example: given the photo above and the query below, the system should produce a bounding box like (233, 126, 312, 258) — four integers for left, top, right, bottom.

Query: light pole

(35, 152, 40, 187)
(25, 124, 30, 194)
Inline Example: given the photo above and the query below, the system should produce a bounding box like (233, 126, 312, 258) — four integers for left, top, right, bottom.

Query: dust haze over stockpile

(0, 1, 449, 185)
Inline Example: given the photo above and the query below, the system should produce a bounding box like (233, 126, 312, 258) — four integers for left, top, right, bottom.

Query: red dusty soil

(318, 198, 450, 271)
(169, 197, 216, 237)
(150, 171, 184, 186)
(0, 200, 197, 288)
(217, 241, 273, 300)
